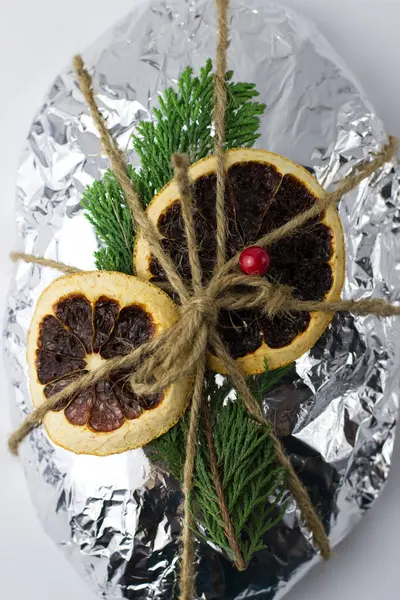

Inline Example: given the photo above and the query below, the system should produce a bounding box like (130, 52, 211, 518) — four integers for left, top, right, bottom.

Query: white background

(1, 1, 400, 599)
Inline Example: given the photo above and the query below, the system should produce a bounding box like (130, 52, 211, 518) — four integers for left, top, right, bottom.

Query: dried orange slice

(134, 148, 345, 374)
(27, 272, 190, 455)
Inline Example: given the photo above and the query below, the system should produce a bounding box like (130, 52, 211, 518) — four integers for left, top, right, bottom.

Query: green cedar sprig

(150, 363, 292, 567)
(81, 167, 135, 274)
(130, 59, 266, 207)
(82, 59, 266, 273)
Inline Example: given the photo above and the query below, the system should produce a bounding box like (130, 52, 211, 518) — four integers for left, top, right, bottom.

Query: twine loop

(216, 275, 295, 317)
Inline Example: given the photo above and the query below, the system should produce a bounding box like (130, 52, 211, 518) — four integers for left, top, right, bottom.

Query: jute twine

(7, 0, 400, 596)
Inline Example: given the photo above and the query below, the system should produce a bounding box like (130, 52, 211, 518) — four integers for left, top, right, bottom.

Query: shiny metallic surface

(3, 1, 400, 598)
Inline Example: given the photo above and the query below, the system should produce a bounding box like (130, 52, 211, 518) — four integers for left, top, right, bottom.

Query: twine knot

(261, 282, 294, 316)
(182, 294, 218, 325)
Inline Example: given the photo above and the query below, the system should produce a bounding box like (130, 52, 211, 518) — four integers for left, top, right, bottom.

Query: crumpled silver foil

(4, 1, 400, 598)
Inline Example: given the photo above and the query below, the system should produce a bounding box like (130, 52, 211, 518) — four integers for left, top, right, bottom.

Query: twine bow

(7, 0, 400, 597)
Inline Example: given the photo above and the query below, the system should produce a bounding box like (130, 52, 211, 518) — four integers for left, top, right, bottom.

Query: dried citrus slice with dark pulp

(27, 272, 191, 455)
(134, 149, 345, 374)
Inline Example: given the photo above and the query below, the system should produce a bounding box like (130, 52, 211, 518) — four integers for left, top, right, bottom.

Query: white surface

(1, 1, 400, 599)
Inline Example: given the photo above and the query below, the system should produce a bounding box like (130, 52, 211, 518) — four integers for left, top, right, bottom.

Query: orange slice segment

(134, 149, 345, 374)
(27, 272, 191, 455)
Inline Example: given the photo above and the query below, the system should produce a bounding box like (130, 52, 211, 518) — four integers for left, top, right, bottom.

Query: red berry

(239, 246, 270, 276)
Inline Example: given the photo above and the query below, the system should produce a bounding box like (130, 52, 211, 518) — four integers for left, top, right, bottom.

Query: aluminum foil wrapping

(4, 1, 400, 598)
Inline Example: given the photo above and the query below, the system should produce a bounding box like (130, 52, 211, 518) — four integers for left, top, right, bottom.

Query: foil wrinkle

(4, 1, 400, 598)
